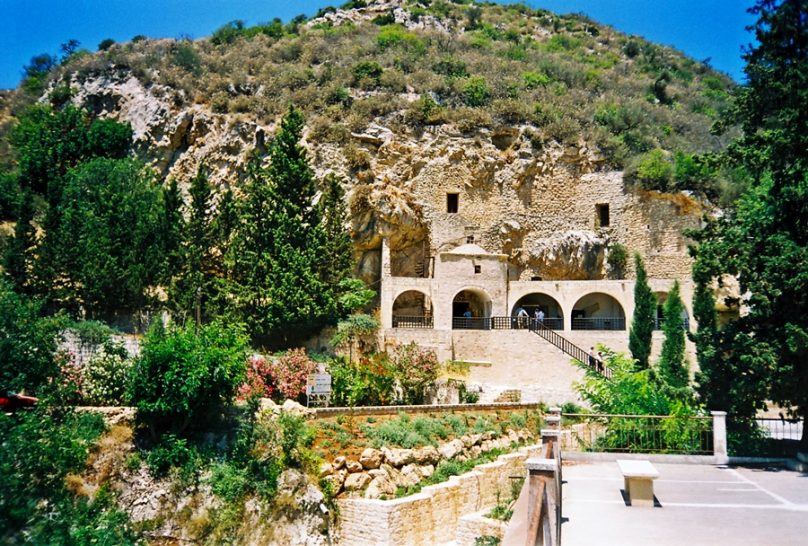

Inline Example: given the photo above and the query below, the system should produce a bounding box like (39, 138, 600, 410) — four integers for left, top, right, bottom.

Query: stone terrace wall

(335, 444, 542, 546)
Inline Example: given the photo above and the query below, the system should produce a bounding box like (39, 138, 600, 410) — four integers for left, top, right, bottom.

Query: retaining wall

(335, 444, 542, 546)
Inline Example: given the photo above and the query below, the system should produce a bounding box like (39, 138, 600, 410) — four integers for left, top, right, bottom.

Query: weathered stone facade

(380, 163, 699, 404)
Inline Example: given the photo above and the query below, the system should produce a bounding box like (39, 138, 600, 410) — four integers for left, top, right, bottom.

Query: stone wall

(335, 444, 542, 546)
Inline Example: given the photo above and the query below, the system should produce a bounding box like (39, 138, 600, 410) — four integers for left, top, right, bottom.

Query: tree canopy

(629, 253, 655, 369)
(690, 0, 808, 449)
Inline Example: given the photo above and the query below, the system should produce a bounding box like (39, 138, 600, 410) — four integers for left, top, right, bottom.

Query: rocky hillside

(0, 0, 736, 279)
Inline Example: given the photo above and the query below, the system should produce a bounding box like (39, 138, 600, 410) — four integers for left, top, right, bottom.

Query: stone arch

(392, 289, 433, 328)
(452, 287, 492, 329)
(571, 292, 626, 330)
(511, 293, 564, 330)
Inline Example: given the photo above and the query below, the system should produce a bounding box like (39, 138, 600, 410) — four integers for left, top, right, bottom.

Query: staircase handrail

(529, 319, 613, 379)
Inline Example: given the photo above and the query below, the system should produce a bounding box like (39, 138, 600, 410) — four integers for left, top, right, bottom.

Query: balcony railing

(452, 317, 491, 330)
(571, 316, 626, 331)
(449, 316, 618, 331)
(392, 315, 433, 329)
(653, 317, 690, 331)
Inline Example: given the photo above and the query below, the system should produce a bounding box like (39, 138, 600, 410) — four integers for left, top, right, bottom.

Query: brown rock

(359, 448, 383, 470)
(344, 472, 371, 492)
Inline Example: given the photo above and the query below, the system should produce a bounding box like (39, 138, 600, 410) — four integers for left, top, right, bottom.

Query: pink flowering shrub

(238, 355, 275, 401)
(270, 348, 316, 401)
(55, 350, 83, 403)
(238, 349, 316, 402)
(389, 342, 439, 405)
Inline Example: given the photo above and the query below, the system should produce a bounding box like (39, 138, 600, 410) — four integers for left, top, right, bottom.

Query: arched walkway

(392, 290, 433, 328)
(452, 288, 492, 329)
(571, 292, 626, 330)
(511, 293, 564, 330)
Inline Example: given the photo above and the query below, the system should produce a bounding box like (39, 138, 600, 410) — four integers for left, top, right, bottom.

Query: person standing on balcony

(589, 347, 597, 369)
(536, 308, 545, 324)
(517, 306, 529, 328)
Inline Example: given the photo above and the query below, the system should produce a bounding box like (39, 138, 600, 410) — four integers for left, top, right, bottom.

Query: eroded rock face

(69, 74, 268, 188)
(526, 230, 607, 280)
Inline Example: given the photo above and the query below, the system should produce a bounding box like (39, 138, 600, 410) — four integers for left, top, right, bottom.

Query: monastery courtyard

(561, 461, 808, 546)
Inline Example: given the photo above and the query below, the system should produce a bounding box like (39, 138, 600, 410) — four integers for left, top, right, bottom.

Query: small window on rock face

(447, 193, 459, 213)
(474, 265, 481, 274)
(466, 235, 475, 244)
(596, 203, 610, 228)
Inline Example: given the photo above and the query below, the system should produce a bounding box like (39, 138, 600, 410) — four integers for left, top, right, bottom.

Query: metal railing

(530, 320, 613, 379)
(727, 417, 804, 457)
(451, 317, 491, 330)
(560, 413, 714, 455)
(392, 315, 433, 329)
(571, 316, 626, 331)
(653, 317, 691, 331)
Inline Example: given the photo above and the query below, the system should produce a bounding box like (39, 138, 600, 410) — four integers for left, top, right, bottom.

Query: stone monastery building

(376, 168, 700, 404)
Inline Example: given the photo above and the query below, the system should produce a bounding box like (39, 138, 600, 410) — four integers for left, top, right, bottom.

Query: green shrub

(433, 57, 468, 78)
(406, 94, 445, 126)
(145, 433, 198, 477)
(607, 243, 628, 279)
(461, 76, 491, 107)
(172, 43, 202, 74)
(0, 408, 137, 544)
(128, 321, 248, 438)
(352, 60, 384, 87)
(522, 70, 552, 89)
(329, 354, 396, 407)
(0, 172, 21, 219)
(626, 149, 673, 191)
(0, 279, 63, 395)
(377, 25, 425, 54)
(209, 462, 249, 502)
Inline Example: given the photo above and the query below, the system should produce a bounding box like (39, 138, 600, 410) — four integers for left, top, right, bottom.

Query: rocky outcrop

(526, 230, 607, 280)
(319, 428, 533, 499)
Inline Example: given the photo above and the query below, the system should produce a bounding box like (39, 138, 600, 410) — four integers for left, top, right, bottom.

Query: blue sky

(0, 1, 756, 90)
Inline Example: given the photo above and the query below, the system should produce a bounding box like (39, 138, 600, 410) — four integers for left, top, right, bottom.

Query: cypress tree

(629, 253, 655, 369)
(658, 280, 689, 395)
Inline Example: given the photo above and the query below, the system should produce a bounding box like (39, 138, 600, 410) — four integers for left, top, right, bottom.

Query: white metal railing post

(711, 410, 729, 464)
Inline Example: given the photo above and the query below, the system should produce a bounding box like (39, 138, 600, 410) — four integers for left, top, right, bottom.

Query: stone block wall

(456, 510, 507, 546)
(335, 444, 541, 546)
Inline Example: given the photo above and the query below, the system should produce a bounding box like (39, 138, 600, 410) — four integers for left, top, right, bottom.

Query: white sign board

(307, 373, 332, 395)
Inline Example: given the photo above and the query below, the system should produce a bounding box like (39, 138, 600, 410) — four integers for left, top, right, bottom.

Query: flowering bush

(390, 343, 439, 405)
(238, 355, 275, 401)
(82, 343, 132, 405)
(56, 350, 83, 403)
(270, 348, 316, 401)
(238, 348, 316, 403)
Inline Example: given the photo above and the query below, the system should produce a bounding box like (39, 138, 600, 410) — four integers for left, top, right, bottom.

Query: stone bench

(616, 459, 659, 507)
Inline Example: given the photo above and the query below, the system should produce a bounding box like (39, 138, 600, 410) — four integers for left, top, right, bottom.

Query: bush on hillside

(128, 321, 248, 438)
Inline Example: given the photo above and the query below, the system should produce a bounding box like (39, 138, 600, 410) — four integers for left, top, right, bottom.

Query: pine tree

(657, 281, 690, 397)
(629, 253, 655, 369)
(3, 190, 36, 294)
(231, 106, 345, 346)
(319, 173, 353, 287)
(170, 167, 218, 325)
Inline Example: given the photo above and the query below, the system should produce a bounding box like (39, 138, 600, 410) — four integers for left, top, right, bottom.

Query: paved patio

(562, 461, 808, 546)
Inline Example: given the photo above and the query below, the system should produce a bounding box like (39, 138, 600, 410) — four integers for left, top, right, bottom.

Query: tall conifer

(629, 253, 655, 369)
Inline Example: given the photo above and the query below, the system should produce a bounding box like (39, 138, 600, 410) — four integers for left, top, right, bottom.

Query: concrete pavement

(562, 461, 808, 546)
